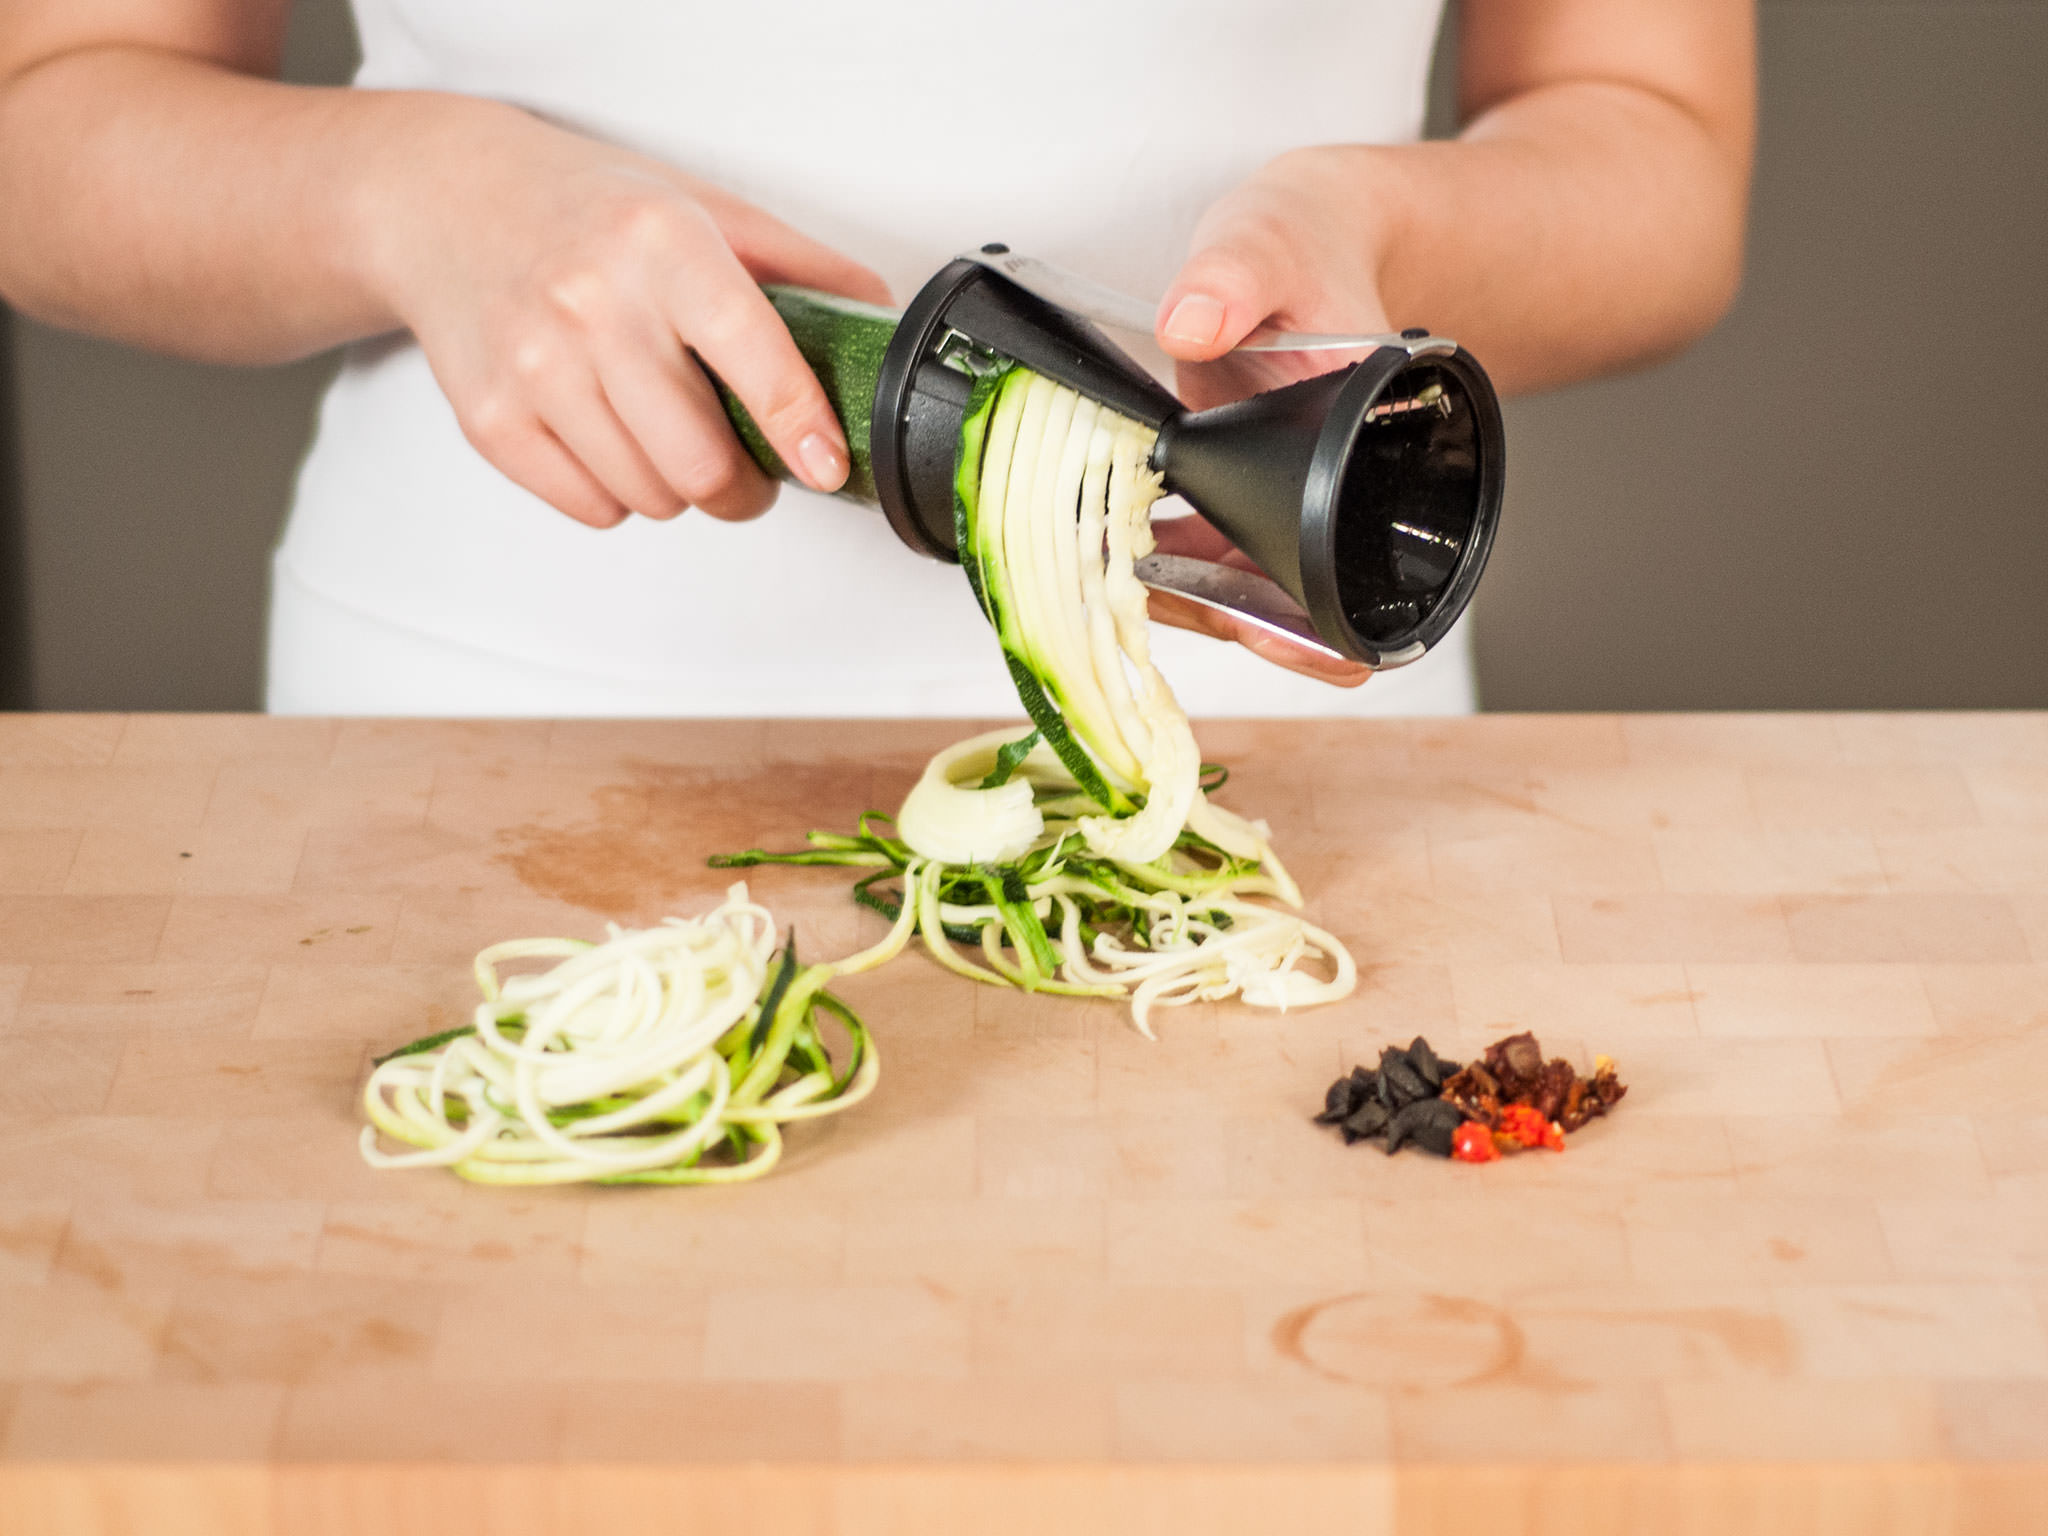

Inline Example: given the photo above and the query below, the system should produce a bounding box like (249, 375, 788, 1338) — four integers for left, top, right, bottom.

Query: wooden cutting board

(1, 712, 2044, 1535)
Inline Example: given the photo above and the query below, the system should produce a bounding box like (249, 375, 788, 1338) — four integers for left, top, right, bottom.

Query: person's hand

(366, 99, 891, 529)
(1155, 147, 1393, 408)
(1146, 148, 1389, 686)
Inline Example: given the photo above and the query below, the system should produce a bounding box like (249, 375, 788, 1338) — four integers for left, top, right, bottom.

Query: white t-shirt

(270, 0, 1472, 717)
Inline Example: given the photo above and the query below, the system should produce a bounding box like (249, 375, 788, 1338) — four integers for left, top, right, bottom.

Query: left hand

(1146, 148, 1391, 686)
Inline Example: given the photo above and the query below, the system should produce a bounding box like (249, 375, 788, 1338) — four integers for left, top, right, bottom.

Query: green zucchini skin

(715, 285, 899, 504)
(958, 368, 1134, 817)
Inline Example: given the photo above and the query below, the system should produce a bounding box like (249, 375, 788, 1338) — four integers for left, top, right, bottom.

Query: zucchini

(716, 284, 898, 503)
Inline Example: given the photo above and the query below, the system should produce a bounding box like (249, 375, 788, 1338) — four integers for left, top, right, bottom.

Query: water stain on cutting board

(1273, 1292, 1792, 1391)
(1273, 1292, 1570, 1391)
(497, 775, 701, 916)
(496, 758, 877, 917)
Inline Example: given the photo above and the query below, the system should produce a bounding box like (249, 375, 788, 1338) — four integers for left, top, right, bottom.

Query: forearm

(0, 47, 484, 364)
(1356, 80, 1752, 391)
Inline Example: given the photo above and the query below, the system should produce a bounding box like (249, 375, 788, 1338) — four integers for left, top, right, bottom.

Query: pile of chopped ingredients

(716, 366, 1355, 1037)
(358, 883, 893, 1185)
(1316, 1031, 1626, 1163)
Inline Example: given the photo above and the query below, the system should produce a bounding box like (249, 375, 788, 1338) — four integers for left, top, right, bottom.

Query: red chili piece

(1452, 1121, 1499, 1163)
(1495, 1104, 1549, 1150)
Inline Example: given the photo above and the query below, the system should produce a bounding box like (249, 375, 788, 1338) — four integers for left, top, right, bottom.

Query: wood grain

(1, 713, 2043, 1534)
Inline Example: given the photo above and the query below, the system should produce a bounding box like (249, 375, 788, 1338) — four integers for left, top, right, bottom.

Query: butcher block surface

(0, 712, 2044, 1534)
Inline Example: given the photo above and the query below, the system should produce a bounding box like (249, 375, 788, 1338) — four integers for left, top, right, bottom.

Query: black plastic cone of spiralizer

(1152, 345, 1505, 668)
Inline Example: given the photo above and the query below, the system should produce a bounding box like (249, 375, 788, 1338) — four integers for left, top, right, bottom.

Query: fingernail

(798, 432, 849, 491)
(1163, 293, 1226, 347)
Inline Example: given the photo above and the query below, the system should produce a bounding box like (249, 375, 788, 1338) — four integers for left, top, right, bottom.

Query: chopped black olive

(1381, 1056, 1430, 1108)
(1385, 1097, 1460, 1157)
(1411, 1100, 1462, 1157)
(1382, 1098, 1427, 1155)
(1341, 1099, 1389, 1141)
(1408, 1036, 1445, 1090)
(1315, 1076, 1359, 1124)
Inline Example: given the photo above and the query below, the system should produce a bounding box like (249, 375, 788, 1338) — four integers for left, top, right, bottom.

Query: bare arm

(0, 0, 889, 524)
(1155, 0, 1757, 395)
(1, 4, 387, 361)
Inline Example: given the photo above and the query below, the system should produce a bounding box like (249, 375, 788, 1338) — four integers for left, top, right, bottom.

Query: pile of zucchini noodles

(357, 883, 903, 1184)
(718, 366, 1356, 1037)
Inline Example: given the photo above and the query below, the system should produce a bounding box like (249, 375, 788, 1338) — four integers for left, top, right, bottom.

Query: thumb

(1155, 242, 1285, 363)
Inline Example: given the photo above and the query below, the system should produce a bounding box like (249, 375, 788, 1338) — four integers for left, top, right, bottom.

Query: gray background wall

(0, 307, 29, 710)
(2, 0, 2043, 713)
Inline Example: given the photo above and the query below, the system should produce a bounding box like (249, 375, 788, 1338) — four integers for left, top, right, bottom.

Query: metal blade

(1133, 553, 1348, 663)
(962, 248, 1455, 356)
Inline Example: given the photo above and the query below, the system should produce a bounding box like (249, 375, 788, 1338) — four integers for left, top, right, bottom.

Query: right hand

(365, 98, 891, 529)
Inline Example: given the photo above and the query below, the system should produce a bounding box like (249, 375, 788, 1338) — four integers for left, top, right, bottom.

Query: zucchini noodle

(719, 367, 1356, 1036)
(358, 882, 894, 1184)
